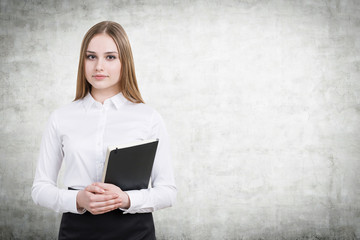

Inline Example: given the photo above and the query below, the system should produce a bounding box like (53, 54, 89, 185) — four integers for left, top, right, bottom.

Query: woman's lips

(93, 75, 108, 80)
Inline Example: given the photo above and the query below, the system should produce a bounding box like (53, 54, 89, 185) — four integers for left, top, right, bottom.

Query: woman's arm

(31, 111, 81, 213)
(122, 110, 177, 213)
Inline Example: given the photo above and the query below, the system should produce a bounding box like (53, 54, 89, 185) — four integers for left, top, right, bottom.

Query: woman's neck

(90, 89, 121, 104)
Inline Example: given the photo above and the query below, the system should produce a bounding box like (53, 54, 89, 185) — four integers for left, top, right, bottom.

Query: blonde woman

(32, 21, 176, 240)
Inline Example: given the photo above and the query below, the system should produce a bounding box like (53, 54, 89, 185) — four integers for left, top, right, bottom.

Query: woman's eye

(107, 55, 116, 60)
(86, 55, 96, 60)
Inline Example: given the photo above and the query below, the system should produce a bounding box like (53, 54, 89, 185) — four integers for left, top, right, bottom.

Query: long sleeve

(122, 110, 177, 214)
(31, 111, 79, 214)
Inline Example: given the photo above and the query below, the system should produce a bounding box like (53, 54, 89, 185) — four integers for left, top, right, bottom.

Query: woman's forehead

(87, 34, 118, 53)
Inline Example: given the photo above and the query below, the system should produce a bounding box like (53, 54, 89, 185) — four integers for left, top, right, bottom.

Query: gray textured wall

(1, 0, 359, 239)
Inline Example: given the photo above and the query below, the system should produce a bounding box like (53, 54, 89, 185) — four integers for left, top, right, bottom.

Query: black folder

(101, 139, 159, 191)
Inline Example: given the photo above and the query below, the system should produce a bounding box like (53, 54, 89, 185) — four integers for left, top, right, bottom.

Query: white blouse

(32, 92, 176, 214)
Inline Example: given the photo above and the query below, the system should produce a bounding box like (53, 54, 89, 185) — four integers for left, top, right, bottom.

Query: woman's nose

(95, 59, 104, 71)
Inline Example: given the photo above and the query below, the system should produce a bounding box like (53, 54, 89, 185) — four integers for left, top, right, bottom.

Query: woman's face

(85, 34, 121, 96)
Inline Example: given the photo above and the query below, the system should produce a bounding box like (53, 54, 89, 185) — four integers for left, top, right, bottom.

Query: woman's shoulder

(126, 102, 163, 120)
(48, 99, 84, 120)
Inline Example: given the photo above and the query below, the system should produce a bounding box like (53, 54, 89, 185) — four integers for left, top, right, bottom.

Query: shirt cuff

(64, 189, 85, 214)
(77, 208, 87, 214)
(119, 190, 143, 214)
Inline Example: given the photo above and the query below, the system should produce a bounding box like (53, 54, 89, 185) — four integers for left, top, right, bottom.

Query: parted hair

(74, 21, 144, 103)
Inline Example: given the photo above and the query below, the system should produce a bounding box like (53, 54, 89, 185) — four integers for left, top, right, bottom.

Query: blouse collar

(82, 92, 127, 111)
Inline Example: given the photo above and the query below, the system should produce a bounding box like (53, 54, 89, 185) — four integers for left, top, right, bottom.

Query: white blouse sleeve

(122, 110, 177, 214)
(31, 111, 80, 214)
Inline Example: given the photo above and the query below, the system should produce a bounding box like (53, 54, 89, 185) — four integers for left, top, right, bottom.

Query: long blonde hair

(74, 21, 144, 103)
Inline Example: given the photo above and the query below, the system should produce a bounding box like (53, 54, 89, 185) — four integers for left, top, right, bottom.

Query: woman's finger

(89, 198, 121, 209)
(89, 199, 122, 215)
(89, 193, 119, 202)
(93, 182, 114, 190)
(85, 184, 105, 194)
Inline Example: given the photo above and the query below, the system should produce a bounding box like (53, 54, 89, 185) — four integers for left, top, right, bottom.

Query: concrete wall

(1, 0, 359, 239)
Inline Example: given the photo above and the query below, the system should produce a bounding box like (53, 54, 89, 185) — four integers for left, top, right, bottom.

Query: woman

(32, 21, 176, 240)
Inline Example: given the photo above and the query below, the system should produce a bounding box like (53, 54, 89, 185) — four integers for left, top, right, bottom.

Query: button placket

(95, 105, 108, 181)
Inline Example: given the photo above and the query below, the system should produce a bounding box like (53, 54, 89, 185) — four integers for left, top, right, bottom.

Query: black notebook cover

(102, 139, 159, 191)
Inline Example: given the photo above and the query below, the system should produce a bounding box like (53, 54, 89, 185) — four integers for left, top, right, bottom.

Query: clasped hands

(76, 182, 130, 215)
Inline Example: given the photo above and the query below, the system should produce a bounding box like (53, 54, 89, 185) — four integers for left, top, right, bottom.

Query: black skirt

(58, 209, 156, 240)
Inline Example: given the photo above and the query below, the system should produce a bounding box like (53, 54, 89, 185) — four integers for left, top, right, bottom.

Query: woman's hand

(76, 184, 122, 215)
(91, 182, 131, 209)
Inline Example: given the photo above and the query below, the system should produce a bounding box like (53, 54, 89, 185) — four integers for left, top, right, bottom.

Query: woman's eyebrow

(86, 50, 119, 54)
